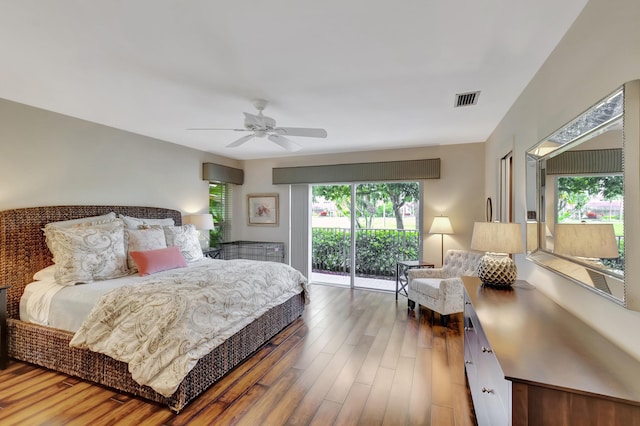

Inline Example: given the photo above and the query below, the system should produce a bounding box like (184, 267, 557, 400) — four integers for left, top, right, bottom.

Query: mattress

(20, 258, 218, 332)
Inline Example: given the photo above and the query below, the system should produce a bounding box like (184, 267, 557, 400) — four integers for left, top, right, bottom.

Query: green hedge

(312, 228, 350, 273)
(312, 228, 419, 277)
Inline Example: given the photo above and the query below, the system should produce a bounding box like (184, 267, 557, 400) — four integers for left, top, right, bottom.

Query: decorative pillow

(43, 212, 118, 254)
(130, 246, 188, 276)
(163, 224, 203, 262)
(119, 214, 175, 229)
(44, 219, 129, 285)
(126, 227, 168, 271)
(44, 212, 117, 229)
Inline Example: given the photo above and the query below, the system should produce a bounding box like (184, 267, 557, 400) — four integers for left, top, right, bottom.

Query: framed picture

(247, 193, 279, 226)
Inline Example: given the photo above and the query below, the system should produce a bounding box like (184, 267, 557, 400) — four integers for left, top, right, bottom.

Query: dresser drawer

(475, 348, 510, 425)
(465, 340, 508, 426)
(464, 291, 509, 426)
(474, 380, 509, 426)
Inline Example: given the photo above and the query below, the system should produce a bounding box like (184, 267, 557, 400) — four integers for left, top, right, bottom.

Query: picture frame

(247, 193, 279, 226)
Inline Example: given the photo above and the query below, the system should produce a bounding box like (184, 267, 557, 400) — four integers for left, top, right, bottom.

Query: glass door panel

(353, 183, 420, 291)
(311, 184, 352, 287)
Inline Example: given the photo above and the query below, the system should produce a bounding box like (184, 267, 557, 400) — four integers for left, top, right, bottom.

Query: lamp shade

(429, 216, 454, 234)
(183, 214, 215, 230)
(554, 223, 618, 258)
(471, 222, 523, 254)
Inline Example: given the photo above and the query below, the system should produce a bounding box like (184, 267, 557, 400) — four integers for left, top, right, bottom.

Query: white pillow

(44, 212, 117, 229)
(33, 265, 56, 281)
(126, 227, 168, 271)
(119, 214, 175, 229)
(44, 219, 129, 285)
(163, 224, 203, 262)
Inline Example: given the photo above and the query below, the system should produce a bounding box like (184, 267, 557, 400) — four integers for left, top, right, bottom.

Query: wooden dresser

(462, 276, 640, 426)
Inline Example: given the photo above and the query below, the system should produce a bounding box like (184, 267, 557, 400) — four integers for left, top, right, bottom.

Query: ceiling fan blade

(226, 134, 254, 148)
(274, 127, 327, 138)
(268, 134, 302, 152)
(188, 128, 247, 131)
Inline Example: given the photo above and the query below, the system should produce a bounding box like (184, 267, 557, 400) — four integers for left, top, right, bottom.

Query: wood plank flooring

(0, 284, 476, 425)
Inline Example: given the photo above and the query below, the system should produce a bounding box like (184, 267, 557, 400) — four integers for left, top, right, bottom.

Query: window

(209, 183, 233, 246)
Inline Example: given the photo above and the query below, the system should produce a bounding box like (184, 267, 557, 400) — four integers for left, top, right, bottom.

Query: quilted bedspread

(69, 259, 308, 397)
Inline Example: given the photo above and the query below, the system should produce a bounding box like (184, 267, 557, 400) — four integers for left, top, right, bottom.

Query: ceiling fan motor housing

(245, 115, 276, 131)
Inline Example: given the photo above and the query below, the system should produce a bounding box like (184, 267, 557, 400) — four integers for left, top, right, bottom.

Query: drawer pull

(465, 360, 472, 365)
(481, 387, 494, 394)
(464, 326, 473, 331)
(481, 347, 493, 353)
(465, 301, 471, 305)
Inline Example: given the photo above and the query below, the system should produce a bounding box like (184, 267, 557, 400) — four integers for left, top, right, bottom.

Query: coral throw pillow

(130, 246, 188, 276)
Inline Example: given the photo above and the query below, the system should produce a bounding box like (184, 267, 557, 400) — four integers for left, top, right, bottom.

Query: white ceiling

(0, 1, 588, 160)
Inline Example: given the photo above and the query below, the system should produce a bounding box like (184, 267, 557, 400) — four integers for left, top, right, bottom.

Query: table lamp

(471, 221, 523, 287)
(183, 214, 215, 248)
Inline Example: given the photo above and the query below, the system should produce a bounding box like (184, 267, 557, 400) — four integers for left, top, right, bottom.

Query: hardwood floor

(0, 284, 476, 425)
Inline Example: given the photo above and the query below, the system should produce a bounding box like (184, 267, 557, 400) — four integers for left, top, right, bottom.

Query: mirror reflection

(526, 85, 625, 304)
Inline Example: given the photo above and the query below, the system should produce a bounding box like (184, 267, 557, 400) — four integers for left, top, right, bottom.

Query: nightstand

(0, 285, 9, 369)
(202, 247, 222, 259)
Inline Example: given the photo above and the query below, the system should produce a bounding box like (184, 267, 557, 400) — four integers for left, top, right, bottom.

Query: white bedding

(20, 257, 308, 397)
(21, 258, 220, 332)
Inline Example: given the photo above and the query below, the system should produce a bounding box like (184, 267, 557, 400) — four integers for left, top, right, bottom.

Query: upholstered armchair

(408, 249, 483, 325)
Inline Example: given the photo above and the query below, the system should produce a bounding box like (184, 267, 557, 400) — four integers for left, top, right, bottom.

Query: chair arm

(435, 277, 465, 315)
(439, 277, 463, 296)
(408, 268, 444, 280)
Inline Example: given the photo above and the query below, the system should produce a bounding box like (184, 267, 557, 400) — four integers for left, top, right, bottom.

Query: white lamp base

(196, 230, 209, 249)
(477, 253, 517, 287)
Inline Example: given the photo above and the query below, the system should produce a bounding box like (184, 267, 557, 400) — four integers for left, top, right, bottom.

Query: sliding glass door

(311, 182, 421, 291)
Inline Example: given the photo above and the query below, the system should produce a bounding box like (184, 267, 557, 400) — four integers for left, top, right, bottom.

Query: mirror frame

(526, 82, 633, 307)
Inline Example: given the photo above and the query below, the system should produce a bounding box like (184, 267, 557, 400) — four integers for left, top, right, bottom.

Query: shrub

(312, 227, 419, 277)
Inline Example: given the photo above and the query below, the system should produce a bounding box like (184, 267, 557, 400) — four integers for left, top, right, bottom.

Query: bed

(0, 205, 306, 413)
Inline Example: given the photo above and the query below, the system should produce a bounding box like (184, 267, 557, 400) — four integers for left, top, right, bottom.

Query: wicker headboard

(0, 205, 182, 319)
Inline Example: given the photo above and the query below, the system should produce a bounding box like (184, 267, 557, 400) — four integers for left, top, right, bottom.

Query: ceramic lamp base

(477, 253, 517, 287)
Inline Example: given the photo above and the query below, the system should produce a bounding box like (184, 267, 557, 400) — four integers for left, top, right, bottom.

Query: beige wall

(0, 98, 239, 215)
(0, 96, 486, 272)
(235, 142, 485, 267)
(486, 0, 640, 360)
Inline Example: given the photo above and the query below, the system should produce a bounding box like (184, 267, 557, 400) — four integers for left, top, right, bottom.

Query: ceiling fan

(189, 99, 327, 152)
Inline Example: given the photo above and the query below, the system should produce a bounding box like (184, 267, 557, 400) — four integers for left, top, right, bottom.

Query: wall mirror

(526, 83, 627, 306)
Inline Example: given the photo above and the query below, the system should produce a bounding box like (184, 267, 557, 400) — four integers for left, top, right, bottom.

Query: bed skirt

(8, 292, 305, 412)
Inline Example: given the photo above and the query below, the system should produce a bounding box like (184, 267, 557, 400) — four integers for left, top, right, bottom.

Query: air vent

(455, 91, 480, 107)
